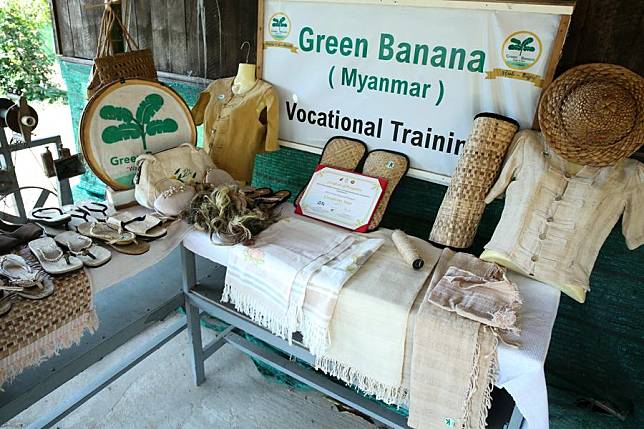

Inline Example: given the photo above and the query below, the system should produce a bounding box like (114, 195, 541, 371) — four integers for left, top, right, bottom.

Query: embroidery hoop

(80, 79, 196, 191)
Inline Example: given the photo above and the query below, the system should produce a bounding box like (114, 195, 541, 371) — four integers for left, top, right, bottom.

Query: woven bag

(429, 113, 519, 248)
(87, 5, 157, 98)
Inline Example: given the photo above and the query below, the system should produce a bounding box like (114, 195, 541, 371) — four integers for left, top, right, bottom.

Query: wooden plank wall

(50, 0, 258, 79)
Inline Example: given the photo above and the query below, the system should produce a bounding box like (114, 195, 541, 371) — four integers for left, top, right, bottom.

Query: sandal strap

(31, 207, 64, 219)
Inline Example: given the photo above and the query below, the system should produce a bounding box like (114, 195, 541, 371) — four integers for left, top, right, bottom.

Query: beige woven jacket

(483, 130, 643, 303)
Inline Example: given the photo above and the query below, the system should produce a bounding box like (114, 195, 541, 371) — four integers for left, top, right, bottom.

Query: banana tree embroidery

(100, 94, 178, 151)
(508, 37, 536, 56)
(272, 16, 287, 33)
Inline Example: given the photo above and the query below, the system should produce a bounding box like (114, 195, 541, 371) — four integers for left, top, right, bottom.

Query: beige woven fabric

(430, 114, 518, 248)
(362, 151, 409, 231)
(483, 130, 643, 303)
(428, 266, 521, 332)
(316, 230, 441, 404)
(409, 250, 499, 429)
(0, 247, 97, 387)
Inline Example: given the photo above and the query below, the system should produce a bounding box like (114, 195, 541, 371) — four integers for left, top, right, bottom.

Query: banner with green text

(262, 1, 563, 178)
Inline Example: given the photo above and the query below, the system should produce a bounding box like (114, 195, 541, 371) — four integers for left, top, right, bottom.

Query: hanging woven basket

(87, 4, 157, 99)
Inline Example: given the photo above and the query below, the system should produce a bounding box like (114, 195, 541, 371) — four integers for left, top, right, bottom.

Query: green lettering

(378, 33, 394, 60)
(396, 42, 411, 63)
(110, 157, 119, 166)
(409, 82, 421, 97)
(316, 34, 326, 52)
(341, 67, 357, 87)
(367, 76, 378, 90)
(339, 37, 353, 56)
(449, 48, 466, 70)
(391, 79, 408, 95)
(355, 38, 368, 58)
(431, 46, 447, 68)
(326, 35, 338, 54)
(468, 50, 486, 73)
(413, 44, 429, 65)
(299, 27, 314, 52)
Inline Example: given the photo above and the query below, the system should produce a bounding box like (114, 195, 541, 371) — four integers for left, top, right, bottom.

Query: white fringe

(222, 283, 291, 340)
(0, 310, 99, 388)
(315, 355, 408, 406)
(299, 313, 331, 357)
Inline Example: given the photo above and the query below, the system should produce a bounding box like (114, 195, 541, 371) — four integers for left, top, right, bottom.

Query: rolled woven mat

(429, 113, 519, 248)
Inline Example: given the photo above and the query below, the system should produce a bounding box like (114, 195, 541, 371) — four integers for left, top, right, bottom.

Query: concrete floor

(3, 314, 377, 429)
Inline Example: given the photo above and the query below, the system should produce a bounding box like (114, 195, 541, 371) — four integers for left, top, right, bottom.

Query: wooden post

(256, 0, 265, 79)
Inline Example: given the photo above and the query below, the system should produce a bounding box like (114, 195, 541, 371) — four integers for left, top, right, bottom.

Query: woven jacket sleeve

(484, 130, 526, 203)
(622, 163, 644, 250)
(263, 87, 280, 152)
(191, 89, 211, 126)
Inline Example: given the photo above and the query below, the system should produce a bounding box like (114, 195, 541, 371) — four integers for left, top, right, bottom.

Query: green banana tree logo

(269, 13, 290, 40)
(508, 37, 536, 56)
(100, 94, 178, 151)
(272, 16, 287, 32)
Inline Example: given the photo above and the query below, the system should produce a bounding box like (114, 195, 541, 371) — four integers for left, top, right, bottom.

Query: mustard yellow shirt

(192, 77, 279, 183)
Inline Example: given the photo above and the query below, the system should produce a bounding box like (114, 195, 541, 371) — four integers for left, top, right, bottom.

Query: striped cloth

(223, 216, 382, 354)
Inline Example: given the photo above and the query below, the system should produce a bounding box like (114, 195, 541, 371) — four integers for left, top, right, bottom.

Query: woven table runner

(0, 246, 98, 387)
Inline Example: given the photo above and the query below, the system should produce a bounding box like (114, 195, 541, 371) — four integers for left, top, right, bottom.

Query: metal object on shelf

(0, 95, 74, 222)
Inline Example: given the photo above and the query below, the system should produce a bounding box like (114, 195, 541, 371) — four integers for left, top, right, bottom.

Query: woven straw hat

(538, 63, 643, 166)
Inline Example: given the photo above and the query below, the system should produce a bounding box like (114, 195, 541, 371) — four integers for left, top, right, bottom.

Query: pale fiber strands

(1, 248, 97, 388)
(188, 185, 277, 245)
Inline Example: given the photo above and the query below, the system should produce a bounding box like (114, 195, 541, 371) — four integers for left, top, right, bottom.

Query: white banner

(262, 1, 563, 178)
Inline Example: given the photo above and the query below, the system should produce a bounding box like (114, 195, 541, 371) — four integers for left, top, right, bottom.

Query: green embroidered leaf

(521, 37, 534, 48)
(99, 105, 134, 123)
(146, 118, 178, 136)
(102, 123, 142, 143)
(523, 46, 536, 52)
(510, 38, 522, 45)
(508, 45, 521, 51)
(136, 93, 164, 125)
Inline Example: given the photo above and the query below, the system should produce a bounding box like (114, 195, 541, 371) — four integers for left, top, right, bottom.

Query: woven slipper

(255, 190, 292, 210)
(76, 221, 136, 245)
(28, 237, 83, 275)
(28, 207, 71, 226)
(296, 136, 368, 205)
(54, 231, 111, 268)
(109, 240, 150, 255)
(108, 214, 166, 240)
(361, 150, 410, 231)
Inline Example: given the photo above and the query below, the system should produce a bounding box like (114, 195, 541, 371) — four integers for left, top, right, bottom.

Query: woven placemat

(0, 246, 97, 387)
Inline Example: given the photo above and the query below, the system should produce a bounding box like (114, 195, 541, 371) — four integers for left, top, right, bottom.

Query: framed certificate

(295, 165, 388, 232)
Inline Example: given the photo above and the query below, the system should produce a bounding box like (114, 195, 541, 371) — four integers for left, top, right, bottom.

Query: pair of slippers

(29, 232, 111, 275)
(0, 254, 55, 316)
(28, 201, 114, 236)
(76, 213, 166, 255)
(296, 137, 409, 231)
(242, 187, 292, 210)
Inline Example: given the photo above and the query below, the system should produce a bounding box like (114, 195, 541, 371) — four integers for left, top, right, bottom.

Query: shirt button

(539, 233, 546, 240)
(564, 172, 571, 179)
(531, 255, 538, 262)
(554, 195, 562, 201)
(546, 216, 554, 223)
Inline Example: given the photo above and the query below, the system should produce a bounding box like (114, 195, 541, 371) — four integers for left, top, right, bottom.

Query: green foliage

(0, 0, 65, 102)
(99, 94, 178, 151)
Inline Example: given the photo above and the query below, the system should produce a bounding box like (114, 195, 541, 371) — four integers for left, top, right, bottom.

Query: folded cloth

(222, 217, 355, 341)
(316, 230, 442, 405)
(428, 266, 522, 333)
(301, 236, 384, 356)
(409, 250, 511, 429)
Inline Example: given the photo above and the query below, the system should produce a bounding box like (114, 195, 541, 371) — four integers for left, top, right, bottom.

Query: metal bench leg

(181, 245, 206, 386)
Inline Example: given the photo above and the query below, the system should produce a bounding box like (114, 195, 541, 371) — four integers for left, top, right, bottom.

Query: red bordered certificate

(295, 165, 388, 232)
